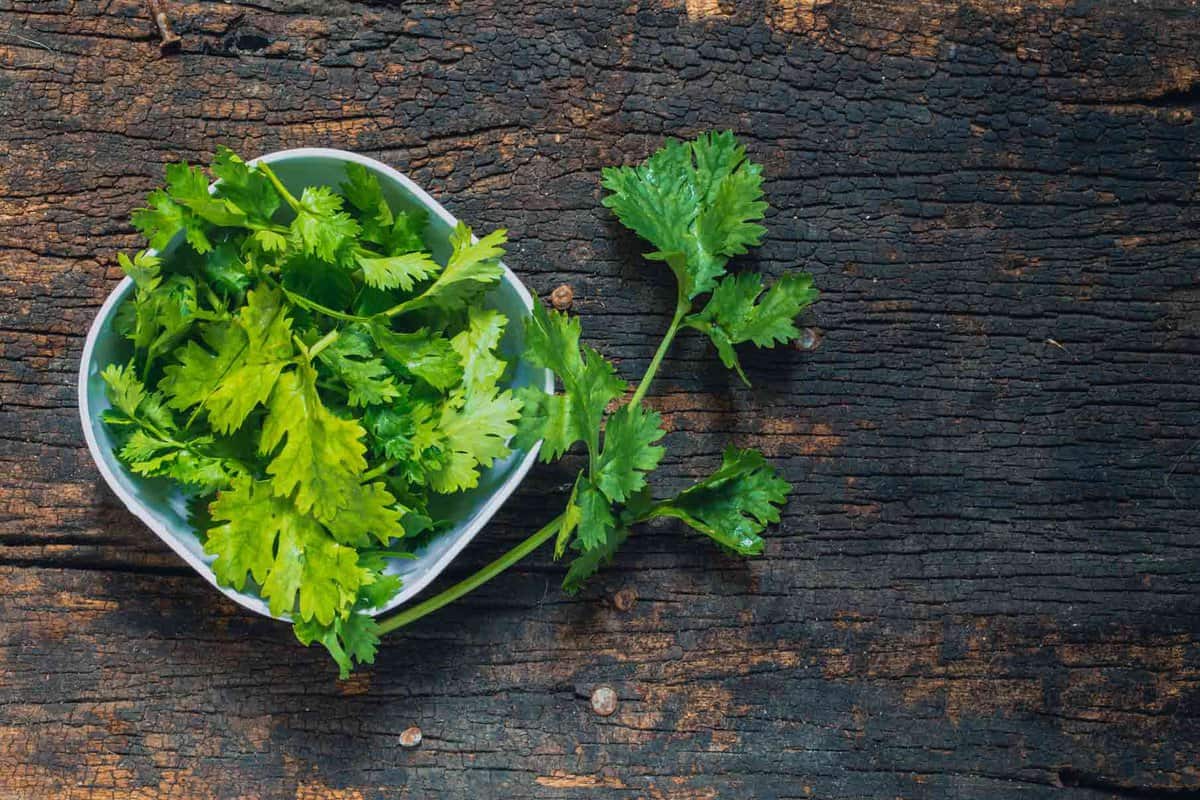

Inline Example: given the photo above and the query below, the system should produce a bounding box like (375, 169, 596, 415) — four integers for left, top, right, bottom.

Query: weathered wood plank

(1, 0, 1198, 797)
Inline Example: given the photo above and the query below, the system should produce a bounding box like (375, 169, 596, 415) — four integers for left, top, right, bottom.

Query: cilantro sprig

(375, 132, 817, 636)
(106, 148, 518, 676)
(101, 133, 817, 678)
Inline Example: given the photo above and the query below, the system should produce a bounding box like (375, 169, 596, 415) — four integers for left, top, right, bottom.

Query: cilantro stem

(362, 458, 397, 482)
(256, 163, 301, 212)
(376, 513, 563, 634)
(629, 296, 690, 409)
(307, 329, 339, 360)
(381, 296, 422, 319)
(266, 277, 369, 323)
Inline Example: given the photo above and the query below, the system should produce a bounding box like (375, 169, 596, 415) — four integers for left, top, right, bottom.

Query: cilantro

(104, 149, 522, 676)
(684, 271, 819, 385)
(99, 133, 817, 679)
(377, 131, 815, 610)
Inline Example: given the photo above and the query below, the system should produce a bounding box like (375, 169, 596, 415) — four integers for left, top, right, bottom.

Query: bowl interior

(79, 149, 548, 619)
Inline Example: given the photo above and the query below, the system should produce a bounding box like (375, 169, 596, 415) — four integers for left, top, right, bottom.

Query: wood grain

(1, 0, 1198, 797)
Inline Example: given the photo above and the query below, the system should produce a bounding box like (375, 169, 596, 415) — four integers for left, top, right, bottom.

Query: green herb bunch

(101, 132, 817, 678)
(103, 148, 522, 675)
(378, 131, 818, 644)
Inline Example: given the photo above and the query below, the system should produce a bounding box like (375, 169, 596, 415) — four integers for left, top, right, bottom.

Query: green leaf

(211, 146, 280, 223)
(290, 186, 360, 264)
(316, 329, 400, 408)
(520, 303, 626, 462)
(601, 131, 767, 298)
(118, 429, 239, 491)
(555, 474, 584, 558)
(281, 253, 357, 311)
(449, 308, 508, 395)
(684, 272, 818, 385)
(117, 250, 161, 291)
(640, 447, 789, 555)
(159, 285, 294, 433)
(165, 162, 247, 228)
(594, 404, 665, 503)
(294, 610, 381, 680)
(127, 275, 200, 366)
(365, 401, 445, 485)
(356, 251, 439, 291)
(427, 383, 522, 494)
(342, 162, 389, 220)
(322, 480, 408, 548)
(562, 522, 628, 595)
(404, 223, 505, 311)
(101, 362, 149, 419)
(369, 322, 462, 391)
(260, 362, 368, 521)
(513, 385, 576, 461)
(132, 189, 212, 254)
(207, 479, 369, 624)
(253, 229, 288, 253)
(575, 479, 617, 551)
(202, 240, 252, 295)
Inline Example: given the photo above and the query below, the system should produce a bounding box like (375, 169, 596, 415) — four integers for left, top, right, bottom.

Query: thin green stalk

(265, 277, 369, 323)
(381, 296, 422, 319)
(257, 163, 301, 211)
(362, 458, 397, 482)
(376, 514, 563, 634)
(629, 297, 690, 409)
(307, 329, 340, 359)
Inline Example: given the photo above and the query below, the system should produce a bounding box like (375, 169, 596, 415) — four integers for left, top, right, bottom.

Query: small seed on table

(590, 686, 617, 716)
(612, 588, 637, 612)
(550, 284, 574, 310)
(794, 326, 822, 351)
(399, 726, 422, 748)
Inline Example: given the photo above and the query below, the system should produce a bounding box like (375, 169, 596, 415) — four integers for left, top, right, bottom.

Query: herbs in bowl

(82, 132, 819, 679)
(87, 148, 537, 675)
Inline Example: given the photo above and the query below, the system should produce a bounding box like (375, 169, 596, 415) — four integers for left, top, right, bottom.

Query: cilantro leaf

(574, 479, 617, 551)
(427, 383, 522, 494)
(513, 385, 577, 461)
(322, 480, 408, 548)
(132, 188, 213, 254)
(365, 402, 445, 486)
(601, 130, 766, 298)
(594, 404, 665, 504)
(519, 303, 626, 461)
(117, 250, 161, 290)
(637, 447, 789, 555)
(357, 251, 440, 291)
(294, 610, 381, 680)
(316, 328, 400, 408)
(118, 429, 240, 491)
(211, 146, 280, 223)
(401, 223, 506, 312)
(562, 522, 628, 595)
(260, 362, 369, 521)
(290, 186, 360, 264)
(165, 162, 248, 229)
(684, 272, 818, 385)
(207, 479, 368, 624)
(202, 241, 252, 295)
(369, 322, 462, 390)
(159, 285, 294, 433)
(449, 308, 508, 395)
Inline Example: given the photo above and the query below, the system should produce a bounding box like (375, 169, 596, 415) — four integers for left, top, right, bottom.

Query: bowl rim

(77, 146, 552, 622)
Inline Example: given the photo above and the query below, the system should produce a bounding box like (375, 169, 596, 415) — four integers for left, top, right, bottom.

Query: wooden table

(2, 1, 1198, 797)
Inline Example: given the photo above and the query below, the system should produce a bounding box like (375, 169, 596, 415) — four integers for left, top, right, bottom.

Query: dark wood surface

(2, 1, 1199, 797)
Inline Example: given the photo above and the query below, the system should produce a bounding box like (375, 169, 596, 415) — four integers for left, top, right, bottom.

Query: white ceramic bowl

(78, 148, 551, 621)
